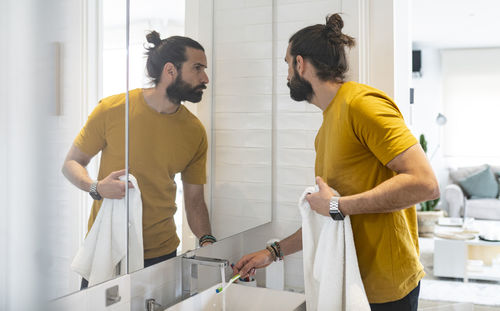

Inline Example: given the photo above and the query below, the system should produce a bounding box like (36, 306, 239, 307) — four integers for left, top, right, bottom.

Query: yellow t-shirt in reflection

(314, 81, 424, 303)
(74, 88, 207, 259)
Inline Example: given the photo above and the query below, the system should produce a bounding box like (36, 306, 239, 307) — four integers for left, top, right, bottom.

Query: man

(62, 32, 216, 288)
(233, 14, 439, 311)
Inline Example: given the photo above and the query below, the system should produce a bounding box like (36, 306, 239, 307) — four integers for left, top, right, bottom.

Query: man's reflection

(62, 31, 215, 289)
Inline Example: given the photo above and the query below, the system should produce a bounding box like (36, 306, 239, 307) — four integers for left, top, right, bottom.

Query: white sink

(166, 283, 305, 311)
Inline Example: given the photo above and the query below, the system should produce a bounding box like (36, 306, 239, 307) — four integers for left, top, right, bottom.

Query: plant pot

(417, 210, 444, 237)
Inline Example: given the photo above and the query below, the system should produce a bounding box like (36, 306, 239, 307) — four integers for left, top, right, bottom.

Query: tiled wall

(210, 0, 274, 239)
(239, 0, 342, 292)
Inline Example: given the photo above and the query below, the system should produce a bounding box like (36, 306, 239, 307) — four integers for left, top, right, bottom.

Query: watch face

(90, 191, 101, 200)
(329, 210, 344, 221)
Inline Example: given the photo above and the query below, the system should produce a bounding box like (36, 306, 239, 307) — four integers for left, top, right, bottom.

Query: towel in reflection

(71, 174, 144, 286)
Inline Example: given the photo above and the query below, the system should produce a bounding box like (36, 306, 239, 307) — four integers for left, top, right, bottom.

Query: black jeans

(370, 282, 420, 311)
(80, 250, 177, 290)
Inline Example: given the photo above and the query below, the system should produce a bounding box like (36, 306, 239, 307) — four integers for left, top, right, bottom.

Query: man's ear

(162, 62, 178, 82)
(295, 55, 305, 75)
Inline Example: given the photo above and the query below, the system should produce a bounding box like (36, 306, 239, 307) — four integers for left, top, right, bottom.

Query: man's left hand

(306, 176, 337, 217)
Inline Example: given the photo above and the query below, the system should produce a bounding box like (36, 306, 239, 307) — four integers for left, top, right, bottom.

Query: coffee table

(433, 219, 500, 282)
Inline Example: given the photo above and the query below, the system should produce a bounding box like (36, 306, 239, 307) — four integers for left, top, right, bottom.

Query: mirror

(126, 0, 273, 275)
(37, 0, 273, 298)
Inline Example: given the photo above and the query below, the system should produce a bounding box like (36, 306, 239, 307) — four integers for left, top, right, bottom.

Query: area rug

(420, 279, 500, 306)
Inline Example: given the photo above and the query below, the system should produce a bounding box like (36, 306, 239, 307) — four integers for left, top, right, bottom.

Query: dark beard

(166, 74, 206, 104)
(287, 68, 314, 102)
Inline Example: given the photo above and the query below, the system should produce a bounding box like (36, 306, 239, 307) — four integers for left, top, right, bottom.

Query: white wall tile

(214, 95, 272, 113)
(214, 181, 271, 199)
(276, 130, 317, 149)
(215, 148, 271, 165)
(216, 59, 273, 78)
(276, 149, 316, 167)
(214, 164, 270, 182)
(276, 1, 336, 23)
(276, 113, 323, 130)
(215, 42, 272, 60)
(215, 23, 272, 43)
(215, 77, 273, 95)
(215, 113, 272, 130)
(215, 6, 272, 26)
(215, 130, 271, 148)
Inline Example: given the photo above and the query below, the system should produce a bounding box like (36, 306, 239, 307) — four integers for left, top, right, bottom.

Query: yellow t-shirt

(315, 81, 424, 303)
(74, 88, 208, 259)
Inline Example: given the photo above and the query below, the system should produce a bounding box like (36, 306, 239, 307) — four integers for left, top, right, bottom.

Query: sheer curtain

(441, 48, 500, 166)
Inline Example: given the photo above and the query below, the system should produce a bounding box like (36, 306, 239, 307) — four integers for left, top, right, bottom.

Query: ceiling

(412, 0, 500, 49)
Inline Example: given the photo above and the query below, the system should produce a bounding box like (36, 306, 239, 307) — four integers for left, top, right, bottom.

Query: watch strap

(329, 196, 344, 220)
(89, 180, 102, 200)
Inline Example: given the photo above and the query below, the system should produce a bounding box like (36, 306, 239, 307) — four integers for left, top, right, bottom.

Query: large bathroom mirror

(126, 0, 273, 274)
(45, 0, 273, 298)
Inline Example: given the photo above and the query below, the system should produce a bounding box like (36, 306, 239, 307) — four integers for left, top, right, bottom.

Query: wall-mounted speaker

(412, 50, 422, 73)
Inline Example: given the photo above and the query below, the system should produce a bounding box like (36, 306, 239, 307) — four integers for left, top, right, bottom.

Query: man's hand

(306, 176, 338, 217)
(96, 169, 133, 199)
(232, 249, 274, 279)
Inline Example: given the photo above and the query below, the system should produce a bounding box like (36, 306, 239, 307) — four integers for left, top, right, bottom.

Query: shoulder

(97, 92, 127, 114)
(345, 82, 402, 117)
(180, 106, 207, 134)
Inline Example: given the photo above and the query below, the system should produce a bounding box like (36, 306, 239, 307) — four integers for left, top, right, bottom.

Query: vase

(417, 210, 445, 237)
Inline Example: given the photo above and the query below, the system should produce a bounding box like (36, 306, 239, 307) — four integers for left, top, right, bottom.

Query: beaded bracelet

(199, 234, 217, 246)
(266, 245, 277, 261)
(271, 241, 283, 261)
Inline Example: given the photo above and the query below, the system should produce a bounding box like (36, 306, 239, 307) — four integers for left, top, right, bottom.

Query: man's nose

(201, 71, 209, 84)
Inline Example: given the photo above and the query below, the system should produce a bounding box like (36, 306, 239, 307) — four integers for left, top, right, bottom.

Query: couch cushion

(465, 199, 500, 220)
(458, 165, 499, 198)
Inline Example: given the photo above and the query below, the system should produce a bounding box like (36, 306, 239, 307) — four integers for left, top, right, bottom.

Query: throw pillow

(497, 172, 500, 199)
(458, 165, 499, 199)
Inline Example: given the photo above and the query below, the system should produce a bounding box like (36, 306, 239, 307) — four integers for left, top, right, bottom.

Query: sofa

(445, 164, 500, 220)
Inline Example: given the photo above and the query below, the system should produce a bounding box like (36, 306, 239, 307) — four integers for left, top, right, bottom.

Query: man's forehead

(185, 47, 207, 66)
(285, 44, 292, 60)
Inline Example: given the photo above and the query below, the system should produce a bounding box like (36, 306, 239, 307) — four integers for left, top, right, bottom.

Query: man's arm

(307, 143, 440, 216)
(182, 182, 212, 245)
(61, 144, 128, 199)
(232, 228, 302, 278)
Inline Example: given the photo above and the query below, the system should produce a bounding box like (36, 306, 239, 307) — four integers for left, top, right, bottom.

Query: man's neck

(310, 81, 343, 111)
(143, 87, 180, 114)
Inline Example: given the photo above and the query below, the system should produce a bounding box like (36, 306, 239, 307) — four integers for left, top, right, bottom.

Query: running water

(220, 266, 226, 311)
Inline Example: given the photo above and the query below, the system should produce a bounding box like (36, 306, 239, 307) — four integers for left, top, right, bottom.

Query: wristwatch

(89, 180, 102, 200)
(329, 196, 344, 220)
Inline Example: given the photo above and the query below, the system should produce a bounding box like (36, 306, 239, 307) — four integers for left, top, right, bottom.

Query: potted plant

(416, 134, 444, 237)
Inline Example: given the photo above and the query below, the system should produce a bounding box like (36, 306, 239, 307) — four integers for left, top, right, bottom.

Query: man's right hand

(96, 169, 133, 199)
(232, 249, 274, 279)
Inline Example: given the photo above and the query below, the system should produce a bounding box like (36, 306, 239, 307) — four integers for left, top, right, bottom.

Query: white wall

(410, 46, 449, 209)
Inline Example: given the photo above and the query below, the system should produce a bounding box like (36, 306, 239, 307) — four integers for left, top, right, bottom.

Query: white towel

(71, 174, 144, 286)
(299, 186, 370, 311)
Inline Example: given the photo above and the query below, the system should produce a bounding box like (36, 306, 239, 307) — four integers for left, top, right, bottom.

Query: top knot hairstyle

(289, 13, 355, 82)
(145, 31, 205, 85)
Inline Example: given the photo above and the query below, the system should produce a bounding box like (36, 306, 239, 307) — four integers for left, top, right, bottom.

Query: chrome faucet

(181, 252, 229, 299)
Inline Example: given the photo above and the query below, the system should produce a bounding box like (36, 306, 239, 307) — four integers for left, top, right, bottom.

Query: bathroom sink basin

(166, 283, 305, 311)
